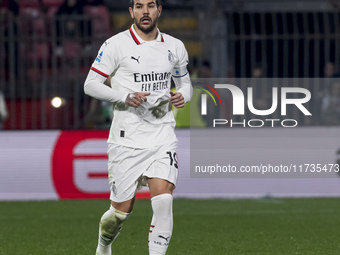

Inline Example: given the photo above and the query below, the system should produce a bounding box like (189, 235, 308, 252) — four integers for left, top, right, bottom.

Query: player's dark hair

(130, 0, 161, 8)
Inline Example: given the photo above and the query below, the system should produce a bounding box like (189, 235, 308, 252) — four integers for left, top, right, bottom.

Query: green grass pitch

(1, 198, 340, 255)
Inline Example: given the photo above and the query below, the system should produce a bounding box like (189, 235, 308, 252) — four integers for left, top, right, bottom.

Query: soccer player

(83, 0, 192, 254)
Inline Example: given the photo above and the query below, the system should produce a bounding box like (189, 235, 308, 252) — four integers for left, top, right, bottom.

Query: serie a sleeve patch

(172, 66, 188, 78)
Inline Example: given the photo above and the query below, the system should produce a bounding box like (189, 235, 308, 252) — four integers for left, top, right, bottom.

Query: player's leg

(144, 142, 178, 255)
(96, 143, 145, 255)
(147, 178, 175, 255)
(96, 198, 135, 255)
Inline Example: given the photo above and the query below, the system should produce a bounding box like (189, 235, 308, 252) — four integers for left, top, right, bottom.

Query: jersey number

(166, 152, 178, 169)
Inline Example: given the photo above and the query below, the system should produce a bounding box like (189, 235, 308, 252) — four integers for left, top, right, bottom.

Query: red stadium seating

(47, 6, 58, 17)
(84, 6, 111, 36)
(27, 43, 50, 61)
(62, 40, 82, 60)
(42, 0, 63, 7)
(19, 0, 39, 9)
(19, 0, 62, 16)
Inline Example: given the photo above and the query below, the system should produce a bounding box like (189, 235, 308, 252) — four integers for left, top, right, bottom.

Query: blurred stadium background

(1, 0, 340, 254)
(2, 0, 340, 129)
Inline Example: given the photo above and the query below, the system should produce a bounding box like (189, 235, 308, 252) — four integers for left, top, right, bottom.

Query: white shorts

(108, 141, 178, 203)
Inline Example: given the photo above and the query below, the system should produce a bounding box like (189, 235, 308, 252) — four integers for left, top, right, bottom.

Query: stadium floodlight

(51, 97, 65, 108)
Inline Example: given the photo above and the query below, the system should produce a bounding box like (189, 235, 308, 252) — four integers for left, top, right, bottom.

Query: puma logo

(158, 235, 170, 242)
(131, 56, 140, 64)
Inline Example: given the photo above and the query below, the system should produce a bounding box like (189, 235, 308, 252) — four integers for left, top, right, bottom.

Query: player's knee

(100, 205, 130, 240)
(148, 178, 175, 198)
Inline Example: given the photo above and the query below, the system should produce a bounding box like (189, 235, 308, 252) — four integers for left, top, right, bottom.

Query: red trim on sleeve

(130, 27, 141, 45)
(91, 67, 109, 78)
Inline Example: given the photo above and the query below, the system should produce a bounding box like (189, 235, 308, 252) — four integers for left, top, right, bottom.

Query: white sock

(96, 205, 130, 255)
(148, 215, 155, 244)
(148, 194, 173, 255)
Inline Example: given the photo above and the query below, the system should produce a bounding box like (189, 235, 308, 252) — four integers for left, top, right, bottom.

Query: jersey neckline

(129, 25, 164, 45)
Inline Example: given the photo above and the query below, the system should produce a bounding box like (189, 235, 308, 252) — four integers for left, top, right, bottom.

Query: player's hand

(170, 91, 185, 108)
(125, 92, 150, 108)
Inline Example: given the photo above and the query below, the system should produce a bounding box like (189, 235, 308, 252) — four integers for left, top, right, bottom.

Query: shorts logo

(111, 181, 117, 196)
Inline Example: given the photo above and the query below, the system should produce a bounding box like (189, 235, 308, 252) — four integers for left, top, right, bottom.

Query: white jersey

(90, 25, 190, 148)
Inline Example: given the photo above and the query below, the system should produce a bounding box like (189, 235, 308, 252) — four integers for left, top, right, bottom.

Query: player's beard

(135, 15, 158, 34)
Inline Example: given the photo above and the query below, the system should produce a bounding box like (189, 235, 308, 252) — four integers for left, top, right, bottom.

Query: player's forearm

(173, 74, 193, 103)
(84, 70, 128, 103)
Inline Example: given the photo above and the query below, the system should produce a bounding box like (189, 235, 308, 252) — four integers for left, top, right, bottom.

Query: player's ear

(129, 7, 134, 19)
(157, 5, 162, 18)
